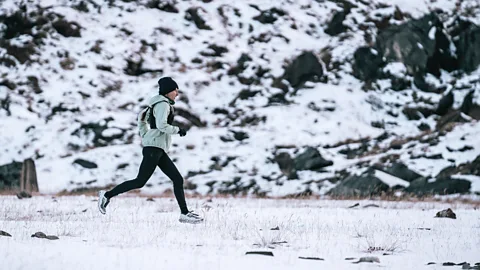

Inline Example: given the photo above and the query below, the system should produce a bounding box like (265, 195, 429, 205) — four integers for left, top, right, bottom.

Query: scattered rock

(435, 91, 454, 116)
(345, 257, 356, 261)
(245, 251, 274, 256)
(0, 230, 12, 237)
(348, 203, 360, 208)
(363, 204, 380, 208)
(435, 208, 456, 219)
(281, 51, 324, 89)
(16, 191, 32, 199)
(270, 226, 280, 231)
(325, 9, 349, 36)
(436, 110, 471, 130)
(352, 47, 383, 81)
(427, 262, 436, 265)
(274, 152, 298, 179)
(436, 155, 480, 178)
(402, 106, 435, 120)
(185, 7, 212, 30)
(73, 159, 98, 169)
(31, 231, 59, 240)
(353, 256, 380, 264)
(443, 262, 456, 266)
(299, 256, 324, 261)
(52, 18, 81, 37)
(146, 197, 155, 202)
(146, 0, 179, 13)
(253, 8, 286, 24)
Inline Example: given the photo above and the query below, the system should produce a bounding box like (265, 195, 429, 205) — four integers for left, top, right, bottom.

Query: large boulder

(452, 20, 480, 72)
(294, 147, 333, 171)
(325, 9, 349, 36)
(0, 161, 22, 190)
(375, 12, 455, 76)
(274, 152, 298, 179)
(372, 162, 423, 182)
(436, 155, 480, 178)
(281, 52, 324, 89)
(327, 170, 390, 197)
(404, 177, 471, 196)
(352, 47, 383, 81)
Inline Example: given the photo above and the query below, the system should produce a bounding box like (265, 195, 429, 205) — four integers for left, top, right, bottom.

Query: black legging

(105, 147, 189, 214)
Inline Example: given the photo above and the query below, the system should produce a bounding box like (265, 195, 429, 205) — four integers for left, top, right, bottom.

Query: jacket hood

(148, 95, 174, 106)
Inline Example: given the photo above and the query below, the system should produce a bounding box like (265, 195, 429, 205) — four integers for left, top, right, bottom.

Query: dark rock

(281, 51, 323, 89)
(390, 76, 411, 91)
(245, 251, 274, 256)
(402, 106, 435, 120)
(253, 8, 286, 24)
(232, 130, 249, 141)
(146, 0, 179, 13)
(442, 262, 456, 266)
(353, 257, 380, 263)
(227, 53, 252, 76)
(436, 110, 470, 130)
(294, 147, 333, 171)
(325, 10, 349, 36)
(16, 191, 32, 199)
(299, 257, 324, 261)
(0, 161, 22, 190)
(413, 74, 442, 93)
(274, 152, 298, 179)
(185, 7, 212, 30)
(338, 143, 369, 159)
(405, 177, 471, 196)
(200, 44, 229, 57)
(73, 159, 98, 169)
(436, 155, 480, 178)
(268, 93, 290, 105)
(454, 22, 480, 72)
(327, 170, 390, 197)
(348, 203, 360, 208)
(124, 57, 163, 76)
(2, 39, 37, 64)
(460, 90, 480, 119)
(460, 90, 474, 115)
(435, 91, 454, 116)
(376, 13, 455, 76)
(52, 18, 81, 37)
(446, 145, 474, 152)
(418, 122, 431, 131)
(71, 120, 128, 148)
(0, 230, 12, 237)
(372, 162, 423, 182)
(436, 208, 457, 219)
(31, 231, 59, 240)
(352, 47, 383, 81)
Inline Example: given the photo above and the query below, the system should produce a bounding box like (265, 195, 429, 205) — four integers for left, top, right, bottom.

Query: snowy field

(1, 195, 479, 270)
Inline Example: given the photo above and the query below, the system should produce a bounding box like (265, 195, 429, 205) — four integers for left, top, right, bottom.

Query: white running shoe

(179, 211, 204, 224)
(97, 190, 110, 215)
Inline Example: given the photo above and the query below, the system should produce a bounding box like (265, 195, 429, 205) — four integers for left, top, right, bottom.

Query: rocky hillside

(0, 0, 479, 197)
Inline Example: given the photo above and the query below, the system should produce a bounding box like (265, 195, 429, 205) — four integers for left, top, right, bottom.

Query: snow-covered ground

(0, 0, 479, 196)
(1, 195, 479, 270)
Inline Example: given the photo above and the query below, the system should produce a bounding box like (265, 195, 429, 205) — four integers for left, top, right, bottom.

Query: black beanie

(158, 77, 178, 95)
